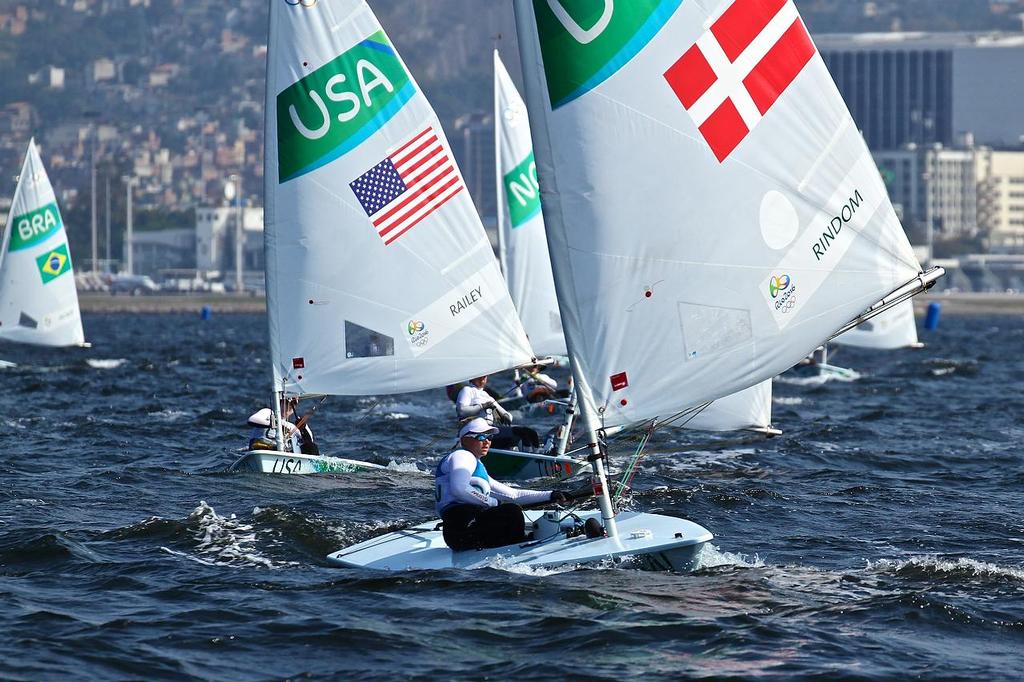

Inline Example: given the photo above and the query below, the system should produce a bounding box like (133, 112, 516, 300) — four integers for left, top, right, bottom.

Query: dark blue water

(1, 312, 1021, 680)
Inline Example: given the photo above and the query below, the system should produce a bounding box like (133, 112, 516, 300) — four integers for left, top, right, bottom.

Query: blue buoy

(924, 301, 941, 331)
(200, 305, 213, 321)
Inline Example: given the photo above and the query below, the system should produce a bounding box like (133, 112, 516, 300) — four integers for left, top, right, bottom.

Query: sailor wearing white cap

(435, 418, 571, 551)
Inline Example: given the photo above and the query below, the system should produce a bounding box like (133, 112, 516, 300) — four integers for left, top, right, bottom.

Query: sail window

(677, 303, 752, 361)
(344, 321, 394, 358)
(18, 312, 38, 329)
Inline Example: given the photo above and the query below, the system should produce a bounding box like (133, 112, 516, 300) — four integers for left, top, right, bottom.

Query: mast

(263, 3, 285, 448)
(493, 49, 509, 279)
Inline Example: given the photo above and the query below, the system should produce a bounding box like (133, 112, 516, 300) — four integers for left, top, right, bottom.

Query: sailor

(436, 418, 572, 551)
(455, 375, 540, 449)
(455, 375, 513, 424)
(247, 407, 299, 452)
(520, 364, 561, 403)
(284, 398, 320, 456)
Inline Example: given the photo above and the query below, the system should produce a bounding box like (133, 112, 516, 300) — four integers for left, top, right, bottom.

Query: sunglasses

(469, 434, 493, 442)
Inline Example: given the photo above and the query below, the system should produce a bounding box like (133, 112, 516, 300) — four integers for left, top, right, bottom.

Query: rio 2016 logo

(768, 274, 797, 314)
(407, 320, 429, 348)
(769, 274, 791, 298)
(285, 0, 317, 7)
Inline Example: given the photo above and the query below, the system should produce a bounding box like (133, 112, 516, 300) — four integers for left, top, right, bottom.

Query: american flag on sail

(349, 126, 465, 245)
(664, 0, 816, 162)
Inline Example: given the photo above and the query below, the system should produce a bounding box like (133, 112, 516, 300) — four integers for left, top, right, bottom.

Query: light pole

(225, 174, 243, 293)
(104, 173, 111, 272)
(90, 137, 98, 274)
(122, 176, 135, 275)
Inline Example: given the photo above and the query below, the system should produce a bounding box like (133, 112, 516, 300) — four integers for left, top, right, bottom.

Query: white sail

(834, 299, 918, 350)
(0, 139, 84, 348)
(514, 0, 926, 429)
(685, 379, 772, 432)
(494, 50, 567, 358)
(264, 0, 534, 397)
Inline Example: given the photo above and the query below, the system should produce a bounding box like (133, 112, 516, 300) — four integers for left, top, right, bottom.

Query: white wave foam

(385, 460, 426, 474)
(147, 409, 189, 423)
(867, 555, 1024, 583)
(383, 412, 410, 420)
(696, 544, 766, 570)
(776, 372, 858, 386)
(86, 358, 126, 369)
(773, 396, 804, 405)
(481, 553, 581, 576)
(170, 501, 286, 569)
(930, 367, 956, 377)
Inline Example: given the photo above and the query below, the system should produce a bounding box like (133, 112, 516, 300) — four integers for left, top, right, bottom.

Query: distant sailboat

(835, 299, 921, 350)
(0, 139, 86, 353)
(330, 0, 940, 571)
(231, 0, 535, 474)
(494, 49, 566, 359)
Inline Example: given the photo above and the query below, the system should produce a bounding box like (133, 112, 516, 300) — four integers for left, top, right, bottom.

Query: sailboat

(0, 139, 86, 353)
(835, 298, 921, 350)
(329, 0, 941, 571)
(796, 298, 921, 381)
(231, 0, 537, 475)
(486, 48, 778, 481)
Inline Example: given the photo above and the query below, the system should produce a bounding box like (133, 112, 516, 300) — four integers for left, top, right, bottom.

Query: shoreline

(77, 292, 1024, 315)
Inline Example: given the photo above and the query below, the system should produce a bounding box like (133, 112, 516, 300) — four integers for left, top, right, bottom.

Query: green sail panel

(534, 0, 683, 108)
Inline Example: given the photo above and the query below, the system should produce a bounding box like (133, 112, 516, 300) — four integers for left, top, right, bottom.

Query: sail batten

(0, 140, 85, 348)
(264, 1, 534, 397)
(514, 0, 930, 429)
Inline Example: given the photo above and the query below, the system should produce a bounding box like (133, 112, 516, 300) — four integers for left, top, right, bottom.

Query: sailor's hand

(549, 491, 573, 506)
(493, 404, 513, 425)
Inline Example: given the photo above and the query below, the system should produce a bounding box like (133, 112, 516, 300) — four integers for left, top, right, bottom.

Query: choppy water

(0, 313, 1021, 680)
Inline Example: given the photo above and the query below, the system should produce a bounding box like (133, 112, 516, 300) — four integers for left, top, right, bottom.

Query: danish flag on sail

(664, 0, 816, 162)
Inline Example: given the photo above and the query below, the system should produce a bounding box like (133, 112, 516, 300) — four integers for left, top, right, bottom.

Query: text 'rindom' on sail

(264, 0, 533, 399)
(514, 0, 941, 429)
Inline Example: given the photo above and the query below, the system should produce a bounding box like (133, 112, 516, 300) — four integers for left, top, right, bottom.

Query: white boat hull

(327, 509, 712, 572)
(229, 450, 386, 475)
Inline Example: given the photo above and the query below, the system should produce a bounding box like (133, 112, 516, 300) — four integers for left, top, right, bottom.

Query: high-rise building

(977, 149, 1024, 250)
(817, 32, 1024, 149)
(874, 145, 978, 241)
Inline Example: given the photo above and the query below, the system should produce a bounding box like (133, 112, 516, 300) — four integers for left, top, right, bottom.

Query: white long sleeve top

(435, 449, 551, 516)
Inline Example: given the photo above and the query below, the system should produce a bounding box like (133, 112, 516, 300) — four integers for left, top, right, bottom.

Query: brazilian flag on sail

(36, 243, 72, 284)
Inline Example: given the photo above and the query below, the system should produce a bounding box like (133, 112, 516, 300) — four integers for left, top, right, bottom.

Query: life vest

(435, 451, 491, 516)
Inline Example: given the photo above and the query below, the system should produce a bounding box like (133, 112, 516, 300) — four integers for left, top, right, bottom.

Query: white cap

(458, 417, 499, 440)
(247, 408, 273, 427)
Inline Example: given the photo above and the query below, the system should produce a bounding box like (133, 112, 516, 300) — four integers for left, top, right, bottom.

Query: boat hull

(327, 509, 712, 573)
(229, 450, 385, 475)
(484, 448, 583, 481)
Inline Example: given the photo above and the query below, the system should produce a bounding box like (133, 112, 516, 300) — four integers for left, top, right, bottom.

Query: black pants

(441, 503, 528, 551)
(491, 425, 541, 450)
